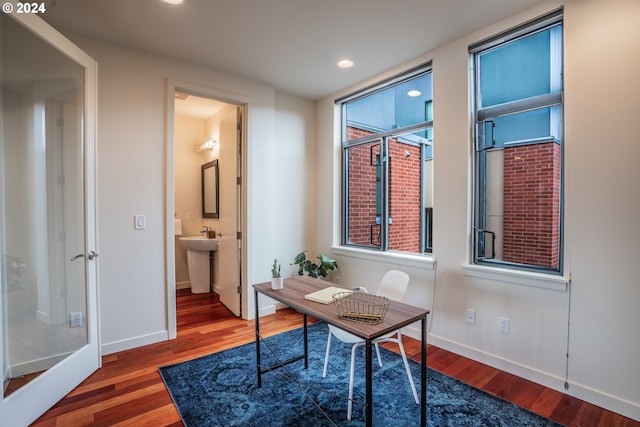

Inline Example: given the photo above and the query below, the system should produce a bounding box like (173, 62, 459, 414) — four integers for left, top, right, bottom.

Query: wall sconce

(196, 139, 217, 153)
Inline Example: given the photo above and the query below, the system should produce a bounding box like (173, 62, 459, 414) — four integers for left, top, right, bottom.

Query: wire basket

(332, 292, 389, 324)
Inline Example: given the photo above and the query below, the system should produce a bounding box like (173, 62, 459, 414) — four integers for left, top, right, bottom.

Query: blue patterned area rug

(159, 322, 562, 426)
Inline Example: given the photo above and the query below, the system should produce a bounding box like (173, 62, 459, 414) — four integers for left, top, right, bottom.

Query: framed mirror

(202, 160, 219, 218)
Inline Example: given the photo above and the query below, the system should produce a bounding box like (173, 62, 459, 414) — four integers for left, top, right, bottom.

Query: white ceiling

(174, 92, 228, 120)
(41, 0, 547, 101)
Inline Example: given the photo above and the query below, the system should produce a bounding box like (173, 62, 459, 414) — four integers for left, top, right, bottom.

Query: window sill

(330, 246, 435, 271)
(461, 264, 569, 292)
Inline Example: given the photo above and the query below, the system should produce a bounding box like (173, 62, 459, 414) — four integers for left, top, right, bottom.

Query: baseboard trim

(176, 281, 191, 290)
(274, 301, 288, 311)
(426, 333, 640, 423)
(258, 305, 276, 318)
(101, 331, 168, 355)
(8, 352, 72, 377)
(427, 333, 565, 388)
(562, 377, 640, 422)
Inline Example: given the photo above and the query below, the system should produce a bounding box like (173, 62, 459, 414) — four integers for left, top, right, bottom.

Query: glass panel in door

(0, 11, 99, 426)
(1, 9, 87, 395)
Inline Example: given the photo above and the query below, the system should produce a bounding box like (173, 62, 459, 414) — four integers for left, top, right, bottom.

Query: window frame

(339, 63, 433, 256)
(470, 9, 564, 275)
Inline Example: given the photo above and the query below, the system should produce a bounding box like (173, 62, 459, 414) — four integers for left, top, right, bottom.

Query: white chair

(322, 270, 419, 420)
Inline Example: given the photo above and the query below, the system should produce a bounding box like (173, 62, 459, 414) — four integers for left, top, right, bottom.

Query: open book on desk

(304, 286, 354, 304)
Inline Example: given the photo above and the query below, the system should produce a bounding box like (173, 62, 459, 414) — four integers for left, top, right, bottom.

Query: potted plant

(271, 258, 283, 290)
(292, 251, 338, 280)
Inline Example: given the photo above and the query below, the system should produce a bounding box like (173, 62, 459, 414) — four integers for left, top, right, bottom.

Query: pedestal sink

(178, 236, 219, 293)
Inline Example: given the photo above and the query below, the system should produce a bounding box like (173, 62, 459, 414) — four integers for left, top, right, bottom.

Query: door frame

(165, 80, 248, 339)
(0, 11, 100, 426)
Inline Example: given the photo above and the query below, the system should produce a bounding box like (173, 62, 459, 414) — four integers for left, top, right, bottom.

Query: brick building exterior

(502, 141, 561, 268)
(346, 127, 422, 253)
(346, 127, 560, 264)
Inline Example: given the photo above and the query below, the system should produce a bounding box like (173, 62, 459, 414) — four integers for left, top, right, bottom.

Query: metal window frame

(336, 62, 432, 105)
(340, 62, 434, 254)
(341, 121, 433, 253)
(471, 10, 564, 274)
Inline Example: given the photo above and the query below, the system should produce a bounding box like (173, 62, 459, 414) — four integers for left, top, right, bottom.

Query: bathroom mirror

(202, 160, 219, 218)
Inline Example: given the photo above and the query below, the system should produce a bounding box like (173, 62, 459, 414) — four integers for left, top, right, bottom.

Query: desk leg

(303, 313, 308, 369)
(365, 338, 372, 427)
(421, 316, 427, 427)
(254, 289, 262, 388)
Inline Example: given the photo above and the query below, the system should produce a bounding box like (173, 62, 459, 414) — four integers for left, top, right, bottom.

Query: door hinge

(237, 231, 242, 240)
(236, 285, 241, 294)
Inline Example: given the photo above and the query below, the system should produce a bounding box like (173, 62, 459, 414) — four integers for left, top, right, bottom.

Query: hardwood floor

(31, 289, 639, 426)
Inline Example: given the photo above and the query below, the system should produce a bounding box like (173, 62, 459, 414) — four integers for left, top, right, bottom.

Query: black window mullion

(380, 137, 389, 251)
(474, 148, 488, 261)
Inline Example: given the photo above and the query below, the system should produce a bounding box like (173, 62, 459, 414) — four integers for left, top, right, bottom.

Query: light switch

(134, 214, 146, 230)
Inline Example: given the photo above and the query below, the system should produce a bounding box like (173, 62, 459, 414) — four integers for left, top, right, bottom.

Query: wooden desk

(253, 276, 429, 427)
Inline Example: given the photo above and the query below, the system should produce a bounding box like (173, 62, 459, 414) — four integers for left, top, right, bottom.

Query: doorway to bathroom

(166, 82, 246, 335)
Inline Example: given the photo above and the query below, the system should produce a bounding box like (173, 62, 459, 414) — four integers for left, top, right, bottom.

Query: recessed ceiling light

(337, 59, 354, 69)
(162, 0, 184, 4)
(407, 90, 422, 97)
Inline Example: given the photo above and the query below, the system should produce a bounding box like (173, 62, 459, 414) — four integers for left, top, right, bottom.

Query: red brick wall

(388, 139, 421, 253)
(347, 128, 560, 263)
(347, 139, 380, 247)
(346, 127, 422, 253)
(503, 142, 561, 268)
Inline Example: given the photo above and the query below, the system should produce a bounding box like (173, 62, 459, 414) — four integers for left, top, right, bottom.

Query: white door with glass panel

(0, 12, 99, 426)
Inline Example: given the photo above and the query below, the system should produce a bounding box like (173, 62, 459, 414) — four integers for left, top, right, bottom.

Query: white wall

(253, 91, 318, 315)
(273, 92, 317, 276)
(316, 0, 640, 421)
(562, 0, 640, 416)
(58, 34, 315, 353)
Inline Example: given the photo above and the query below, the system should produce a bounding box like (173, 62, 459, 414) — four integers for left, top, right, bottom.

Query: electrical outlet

(69, 312, 83, 328)
(498, 317, 510, 334)
(465, 308, 476, 324)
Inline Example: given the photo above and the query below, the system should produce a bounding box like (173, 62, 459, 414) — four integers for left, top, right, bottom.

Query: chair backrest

(376, 270, 410, 302)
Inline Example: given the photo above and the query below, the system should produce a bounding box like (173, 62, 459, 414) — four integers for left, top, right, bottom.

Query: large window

(341, 65, 433, 255)
(471, 10, 563, 273)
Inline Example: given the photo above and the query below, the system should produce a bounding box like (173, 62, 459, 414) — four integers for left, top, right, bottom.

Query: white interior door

(216, 106, 242, 316)
(0, 11, 99, 426)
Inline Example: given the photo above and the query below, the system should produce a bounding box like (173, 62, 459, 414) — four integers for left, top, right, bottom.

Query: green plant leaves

(292, 251, 338, 279)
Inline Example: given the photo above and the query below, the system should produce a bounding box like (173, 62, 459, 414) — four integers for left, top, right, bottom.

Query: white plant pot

(271, 277, 284, 290)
